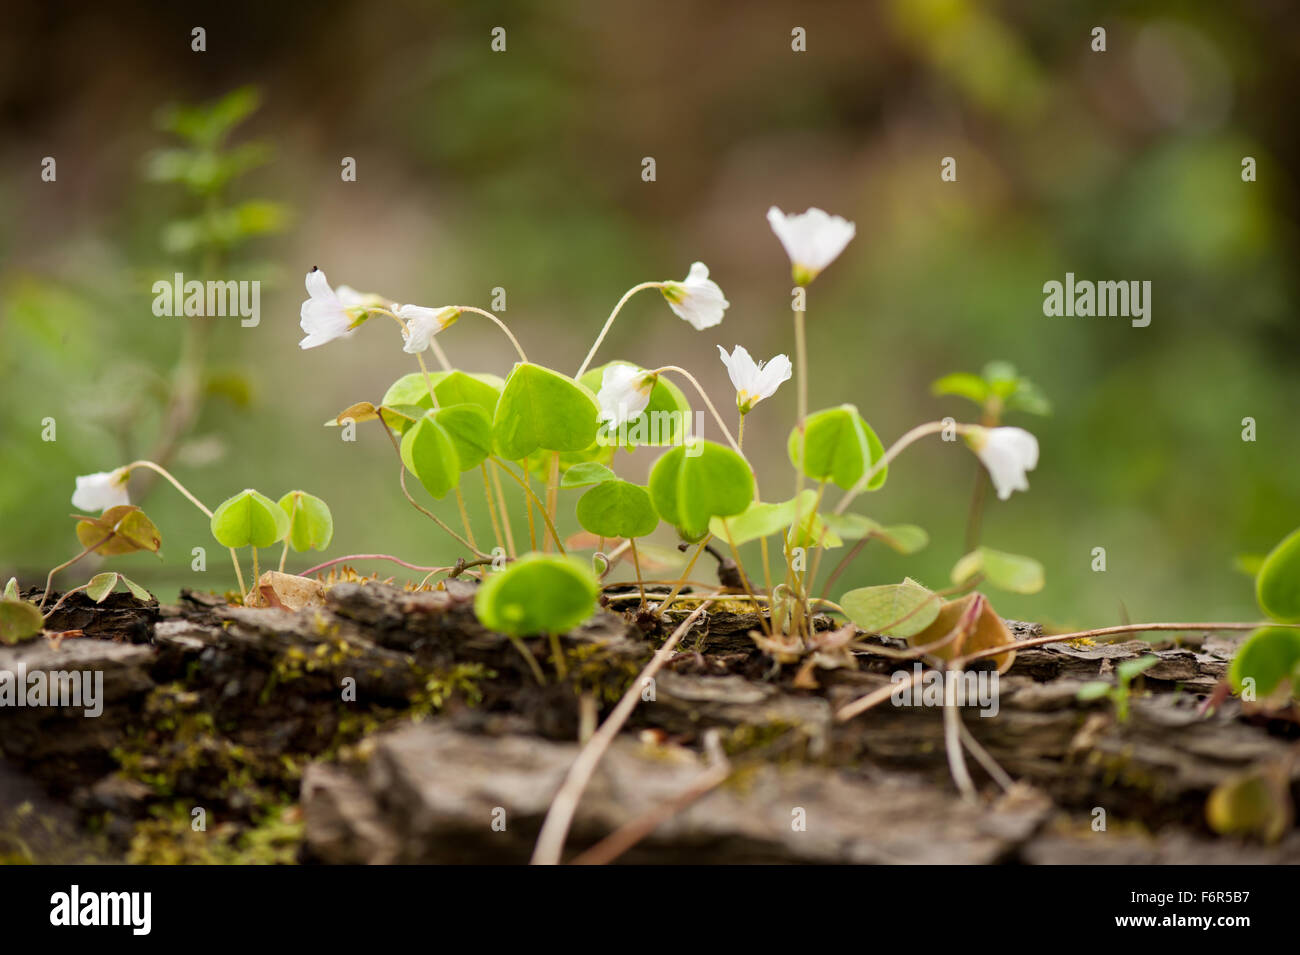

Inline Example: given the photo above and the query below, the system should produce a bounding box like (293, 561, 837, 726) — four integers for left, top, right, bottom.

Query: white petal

(753, 353, 793, 400)
(766, 206, 856, 274)
(299, 269, 356, 349)
(685, 261, 711, 283)
(596, 364, 651, 427)
(305, 267, 334, 301)
(975, 427, 1039, 500)
(665, 261, 729, 330)
(71, 468, 130, 512)
(335, 284, 366, 308)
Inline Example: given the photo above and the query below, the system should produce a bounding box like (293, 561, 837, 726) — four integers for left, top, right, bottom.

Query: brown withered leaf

(74, 505, 162, 556)
(907, 592, 1017, 673)
(325, 401, 381, 426)
(244, 571, 327, 611)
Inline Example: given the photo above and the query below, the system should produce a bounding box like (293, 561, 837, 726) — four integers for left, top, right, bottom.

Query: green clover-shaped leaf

(788, 405, 886, 492)
(648, 440, 754, 541)
(474, 553, 600, 637)
(561, 461, 618, 489)
(381, 371, 504, 434)
(576, 480, 659, 540)
(1229, 626, 1300, 699)
(708, 491, 817, 546)
(400, 414, 461, 500)
(433, 404, 494, 472)
(951, 545, 1044, 594)
(278, 491, 335, 553)
(1256, 526, 1300, 622)
(211, 489, 290, 549)
(493, 363, 600, 460)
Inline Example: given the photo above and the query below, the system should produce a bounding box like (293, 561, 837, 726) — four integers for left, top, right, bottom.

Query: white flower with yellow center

(596, 363, 656, 428)
(298, 268, 379, 349)
(717, 345, 792, 415)
(72, 467, 131, 512)
(965, 427, 1039, 500)
(396, 304, 460, 354)
(660, 262, 729, 330)
(766, 206, 856, 285)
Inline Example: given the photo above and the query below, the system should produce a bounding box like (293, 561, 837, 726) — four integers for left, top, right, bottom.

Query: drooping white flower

(72, 467, 131, 512)
(966, 427, 1039, 500)
(299, 268, 377, 349)
(596, 363, 655, 428)
(766, 206, 856, 284)
(660, 262, 729, 330)
(717, 345, 792, 415)
(396, 304, 460, 354)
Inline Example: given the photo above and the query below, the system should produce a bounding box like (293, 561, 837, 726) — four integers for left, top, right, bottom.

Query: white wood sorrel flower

(396, 304, 460, 354)
(717, 345, 792, 415)
(72, 467, 130, 512)
(660, 262, 729, 330)
(966, 426, 1039, 500)
(766, 206, 856, 285)
(596, 364, 655, 428)
(298, 267, 380, 349)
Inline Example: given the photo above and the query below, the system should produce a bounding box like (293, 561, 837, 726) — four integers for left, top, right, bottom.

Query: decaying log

(1, 581, 1297, 863)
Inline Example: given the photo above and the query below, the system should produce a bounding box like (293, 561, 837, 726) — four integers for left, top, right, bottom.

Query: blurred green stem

(962, 406, 998, 553)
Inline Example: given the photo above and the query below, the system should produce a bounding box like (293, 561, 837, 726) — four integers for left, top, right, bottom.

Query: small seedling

(1077, 655, 1159, 722)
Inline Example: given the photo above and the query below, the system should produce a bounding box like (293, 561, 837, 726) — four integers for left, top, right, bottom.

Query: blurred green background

(2, 0, 1298, 629)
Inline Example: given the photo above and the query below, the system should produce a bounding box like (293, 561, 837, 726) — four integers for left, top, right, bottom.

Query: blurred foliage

(2, 1, 1299, 630)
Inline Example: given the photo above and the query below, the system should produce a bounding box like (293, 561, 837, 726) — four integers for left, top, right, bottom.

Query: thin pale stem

(544, 452, 560, 554)
(279, 494, 301, 573)
(458, 305, 529, 364)
(39, 535, 110, 610)
(575, 281, 663, 379)
(737, 412, 775, 605)
(481, 465, 506, 556)
(42, 584, 91, 619)
(651, 366, 742, 456)
(791, 307, 809, 638)
(964, 467, 988, 554)
(531, 596, 718, 865)
(454, 487, 478, 552)
(298, 553, 447, 577)
(124, 458, 246, 595)
(414, 352, 442, 410)
(719, 520, 772, 637)
(835, 420, 973, 516)
(382, 426, 490, 557)
(964, 407, 999, 552)
(834, 619, 1291, 724)
(492, 458, 565, 554)
(954, 621, 1290, 668)
(653, 539, 710, 618)
(509, 635, 547, 686)
(943, 672, 977, 803)
(628, 537, 647, 609)
(570, 757, 731, 866)
(488, 464, 518, 557)
(958, 722, 1015, 792)
(428, 336, 453, 372)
